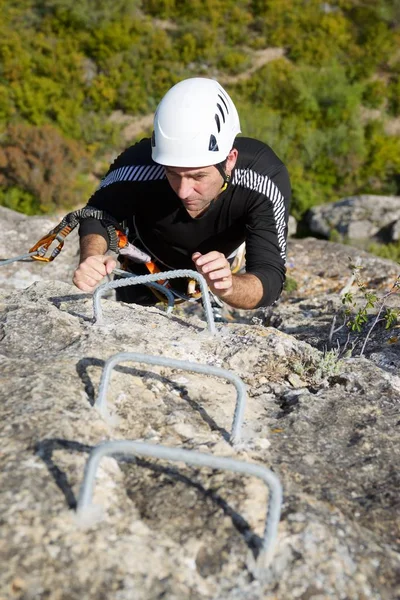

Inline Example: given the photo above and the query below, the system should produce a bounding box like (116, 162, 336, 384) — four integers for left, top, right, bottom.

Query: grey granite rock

(0, 274, 399, 600)
(391, 219, 400, 242)
(288, 215, 297, 237)
(306, 195, 400, 242)
(1, 208, 399, 599)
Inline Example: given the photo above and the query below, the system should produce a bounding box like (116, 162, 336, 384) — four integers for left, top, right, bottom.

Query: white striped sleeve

(98, 164, 166, 189)
(232, 168, 288, 260)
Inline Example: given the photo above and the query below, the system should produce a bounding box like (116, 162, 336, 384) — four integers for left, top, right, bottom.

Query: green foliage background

(0, 0, 399, 217)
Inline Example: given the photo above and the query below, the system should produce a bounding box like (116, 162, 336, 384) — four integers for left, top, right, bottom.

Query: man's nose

(176, 178, 193, 199)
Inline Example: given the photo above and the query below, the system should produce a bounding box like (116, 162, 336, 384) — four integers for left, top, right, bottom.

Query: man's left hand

(192, 251, 233, 297)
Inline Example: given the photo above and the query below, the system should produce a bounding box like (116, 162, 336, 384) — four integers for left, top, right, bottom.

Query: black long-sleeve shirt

(79, 136, 291, 306)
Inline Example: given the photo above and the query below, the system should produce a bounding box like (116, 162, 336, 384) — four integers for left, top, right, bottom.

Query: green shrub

(362, 79, 387, 109)
(218, 50, 250, 74)
(0, 186, 40, 215)
(0, 123, 93, 214)
(283, 276, 298, 294)
(387, 74, 400, 117)
(368, 241, 400, 263)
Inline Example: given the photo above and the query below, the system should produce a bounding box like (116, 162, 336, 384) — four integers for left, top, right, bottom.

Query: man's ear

(226, 148, 238, 175)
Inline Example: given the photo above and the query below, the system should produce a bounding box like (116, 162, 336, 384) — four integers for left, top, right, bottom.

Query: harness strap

(29, 206, 128, 262)
(49, 207, 126, 253)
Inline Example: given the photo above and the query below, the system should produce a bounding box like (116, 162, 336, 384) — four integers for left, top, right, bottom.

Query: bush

(387, 74, 400, 117)
(218, 50, 250, 74)
(0, 123, 93, 214)
(368, 241, 400, 263)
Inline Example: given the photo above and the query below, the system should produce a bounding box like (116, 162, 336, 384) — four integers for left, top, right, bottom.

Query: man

(73, 77, 291, 311)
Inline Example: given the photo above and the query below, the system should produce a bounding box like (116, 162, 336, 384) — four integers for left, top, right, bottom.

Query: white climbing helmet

(151, 77, 241, 167)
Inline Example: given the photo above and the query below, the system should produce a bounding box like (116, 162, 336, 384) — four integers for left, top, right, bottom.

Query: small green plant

(314, 348, 343, 381)
(292, 347, 343, 383)
(283, 276, 298, 294)
(329, 259, 400, 356)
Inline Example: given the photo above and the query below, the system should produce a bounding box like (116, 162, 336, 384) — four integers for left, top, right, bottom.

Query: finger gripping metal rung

(95, 352, 246, 445)
(77, 441, 282, 571)
(93, 269, 215, 334)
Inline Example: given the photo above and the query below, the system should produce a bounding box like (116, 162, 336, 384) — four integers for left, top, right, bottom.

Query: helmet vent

(215, 113, 221, 133)
(216, 103, 226, 123)
(151, 131, 156, 147)
(209, 134, 219, 151)
(218, 93, 229, 114)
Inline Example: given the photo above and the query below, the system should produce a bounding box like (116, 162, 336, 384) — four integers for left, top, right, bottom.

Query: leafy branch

(329, 259, 400, 356)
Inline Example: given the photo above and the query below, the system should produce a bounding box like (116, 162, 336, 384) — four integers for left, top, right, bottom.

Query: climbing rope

(0, 208, 206, 313)
(0, 251, 41, 266)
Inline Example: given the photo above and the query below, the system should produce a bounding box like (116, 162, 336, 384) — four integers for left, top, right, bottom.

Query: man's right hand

(73, 255, 117, 292)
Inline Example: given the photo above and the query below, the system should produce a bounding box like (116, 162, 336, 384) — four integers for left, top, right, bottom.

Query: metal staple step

(95, 351, 247, 445)
(93, 269, 216, 334)
(112, 268, 176, 312)
(77, 440, 283, 571)
(0, 249, 283, 573)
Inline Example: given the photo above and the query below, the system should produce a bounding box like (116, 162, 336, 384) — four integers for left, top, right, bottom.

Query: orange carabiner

(29, 225, 72, 262)
(145, 260, 168, 285)
(116, 230, 129, 249)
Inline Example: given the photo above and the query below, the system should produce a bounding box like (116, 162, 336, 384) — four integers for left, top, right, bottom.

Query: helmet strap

(215, 162, 231, 190)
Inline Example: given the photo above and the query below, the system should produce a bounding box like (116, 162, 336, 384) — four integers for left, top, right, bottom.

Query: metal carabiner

(115, 229, 129, 250)
(29, 225, 72, 262)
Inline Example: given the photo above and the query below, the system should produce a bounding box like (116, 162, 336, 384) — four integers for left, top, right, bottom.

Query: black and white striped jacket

(80, 137, 291, 306)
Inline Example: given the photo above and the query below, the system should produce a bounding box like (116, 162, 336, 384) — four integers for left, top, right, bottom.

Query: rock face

(288, 214, 297, 237)
(0, 205, 80, 290)
(306, 195, 400, 242)
(0, 208, 399, 600)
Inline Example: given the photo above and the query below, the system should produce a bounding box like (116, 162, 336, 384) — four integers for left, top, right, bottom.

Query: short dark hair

(217, 157, 228, 171)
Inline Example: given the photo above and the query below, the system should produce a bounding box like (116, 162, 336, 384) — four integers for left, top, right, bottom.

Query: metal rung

(93, 269, 215, 334)
(77, 440, 282, 571)
(95, 352, 246, 445)
(112, 269, 175, 313)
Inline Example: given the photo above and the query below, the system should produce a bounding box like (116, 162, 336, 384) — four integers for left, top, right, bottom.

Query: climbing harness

(0, 205, 205, 308)
(119, 253, 203, 305)
(112, 268, 176, 312)
(28, 207, 129, 262)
